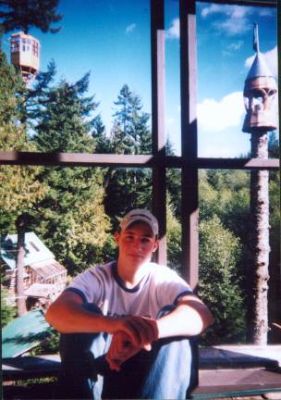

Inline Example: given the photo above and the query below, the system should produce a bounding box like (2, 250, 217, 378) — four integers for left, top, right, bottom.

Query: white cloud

(201, 5, 254, 36)
(214, 17, 250, 36)
(166, 18, 179, 39)
(125, 23, 136, 34)
(245, 46, 278, 77)
(201, 4, 250, 19)
(227, 41, 243, 52)
(197, 91, 245, 132)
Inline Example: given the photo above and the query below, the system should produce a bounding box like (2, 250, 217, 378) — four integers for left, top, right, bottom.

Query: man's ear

(152, 239, 159, 253)
(114, 232, 120, 244)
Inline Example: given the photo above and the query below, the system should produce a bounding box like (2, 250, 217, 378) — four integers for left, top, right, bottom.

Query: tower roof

(246, 51, 275, 81)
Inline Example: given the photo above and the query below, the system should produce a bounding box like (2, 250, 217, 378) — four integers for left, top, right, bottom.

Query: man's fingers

(124, 316, 158, 347)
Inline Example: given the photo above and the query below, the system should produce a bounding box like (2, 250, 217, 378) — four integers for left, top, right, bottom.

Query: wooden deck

(2, 345, 281, 399)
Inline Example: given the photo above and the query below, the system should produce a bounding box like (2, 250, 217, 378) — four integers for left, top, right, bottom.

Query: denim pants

(58, 304, 198, 400)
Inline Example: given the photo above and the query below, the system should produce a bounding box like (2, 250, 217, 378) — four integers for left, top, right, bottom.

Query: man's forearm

(157, 299, 213, 339)
(45, 299, 115, 334)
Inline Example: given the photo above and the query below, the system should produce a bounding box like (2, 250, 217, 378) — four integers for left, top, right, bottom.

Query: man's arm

(156, 295, 214, 339)
(45, 290, 157, 347)
(45, 290, 115, 334)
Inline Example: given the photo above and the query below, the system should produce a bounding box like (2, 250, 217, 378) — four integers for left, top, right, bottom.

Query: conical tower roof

(246, 51, 275, 80)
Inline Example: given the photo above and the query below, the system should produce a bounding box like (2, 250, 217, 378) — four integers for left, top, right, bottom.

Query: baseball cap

(120, 209, 159, 236)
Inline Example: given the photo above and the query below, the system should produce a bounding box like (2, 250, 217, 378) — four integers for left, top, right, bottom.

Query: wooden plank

(2, 355, 60, 381)
(180, 0, 199, 289)
(193, 368, 281, 399)
(151, 0, 167, 265)
(0, 151, 279, 171)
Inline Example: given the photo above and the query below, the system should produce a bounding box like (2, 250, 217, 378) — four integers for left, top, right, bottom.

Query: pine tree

(112, 84, 151, 154)
(91, 114, 111, 153)
(104, 84, 152, 227)
(0, 50, 46, 233)
(198, 216, 246, 344)
(30, 68, 112, 273)
(0, 0, 62, 34)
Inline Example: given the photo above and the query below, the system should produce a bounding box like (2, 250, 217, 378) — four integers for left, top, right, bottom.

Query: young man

(46, 209, 213, 399)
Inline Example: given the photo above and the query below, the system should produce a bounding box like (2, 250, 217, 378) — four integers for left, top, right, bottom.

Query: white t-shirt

(66, 261, 192, 319)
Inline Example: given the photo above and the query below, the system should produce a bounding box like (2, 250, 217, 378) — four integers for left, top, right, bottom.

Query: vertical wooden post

(151, 0, 167, 264)
(16, 215, 27, 316)
(180, 0, 199, 289)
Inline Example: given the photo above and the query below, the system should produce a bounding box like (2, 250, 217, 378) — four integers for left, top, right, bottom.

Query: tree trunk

(248, 132, 270, 345)
(16, 215, 27, 316)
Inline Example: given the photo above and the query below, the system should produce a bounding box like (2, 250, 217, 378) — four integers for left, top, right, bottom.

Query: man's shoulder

(75, 260, 115, 279)
(87, 260, 115, 274)
(149, 262, 180, 278)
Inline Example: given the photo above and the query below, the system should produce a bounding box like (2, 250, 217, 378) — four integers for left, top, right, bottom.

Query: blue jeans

(58, 304, 198, 399)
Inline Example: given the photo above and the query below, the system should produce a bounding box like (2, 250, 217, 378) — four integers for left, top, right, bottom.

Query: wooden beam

(0, 151, 279, 170)
(151, 0, 167, 265)
(180, 0, 199, 289)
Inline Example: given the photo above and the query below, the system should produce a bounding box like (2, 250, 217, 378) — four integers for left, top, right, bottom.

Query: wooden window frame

(0, 0, 279, 289)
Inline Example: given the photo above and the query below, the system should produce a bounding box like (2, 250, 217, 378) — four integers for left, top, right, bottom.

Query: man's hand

(106, 316, 158, 371)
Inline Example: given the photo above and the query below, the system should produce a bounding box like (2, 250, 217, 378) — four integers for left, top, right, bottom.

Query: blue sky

(2, 0, 278, 157)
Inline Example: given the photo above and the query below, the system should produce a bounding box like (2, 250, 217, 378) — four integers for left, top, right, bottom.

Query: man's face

(115, 221, 159, 267)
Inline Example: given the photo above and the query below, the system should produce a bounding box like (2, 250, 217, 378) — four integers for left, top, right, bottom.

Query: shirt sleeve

(65, 266, 104, 305)
(153, 265, 193, 308)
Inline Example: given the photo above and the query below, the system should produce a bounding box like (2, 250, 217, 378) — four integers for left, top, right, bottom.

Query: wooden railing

(3, 345, 281, 399)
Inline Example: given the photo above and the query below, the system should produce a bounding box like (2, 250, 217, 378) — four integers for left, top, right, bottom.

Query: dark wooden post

(151, 0, 167, 264)
(16, 215, 27, 316)
(180, 0, 199, 289)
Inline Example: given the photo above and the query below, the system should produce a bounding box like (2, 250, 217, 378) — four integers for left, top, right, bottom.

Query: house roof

(30, 259, 67, 280)
(24, 283, 56, 298)
(1, 232, 55, 270)
(2, 309, 51, 358)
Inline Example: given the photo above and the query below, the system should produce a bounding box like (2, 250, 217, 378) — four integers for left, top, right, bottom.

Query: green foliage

(31, 70, 98, 152)
(0, 50, 47, 234)
(112, 84, 151, 154)
(28, 67, 113, 274)
(166, 198, 182, 273)
(103, 85, 153, 226)
(198, 216, 246, 344)
(0, 51, 25, 125)
(1, 287, 16, 327)
(30, 328, 60, 355)
(0, 0, 62, 34)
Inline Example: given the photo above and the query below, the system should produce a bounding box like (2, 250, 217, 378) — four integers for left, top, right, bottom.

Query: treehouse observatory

(10, 32, 40, 84)
(242, 24, 277, 133)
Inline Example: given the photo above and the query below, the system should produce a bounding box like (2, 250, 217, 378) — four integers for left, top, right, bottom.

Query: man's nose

(133, 238, 142, 250)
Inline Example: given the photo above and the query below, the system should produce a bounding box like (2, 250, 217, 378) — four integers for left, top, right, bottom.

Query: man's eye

(125, 235, 134, 240)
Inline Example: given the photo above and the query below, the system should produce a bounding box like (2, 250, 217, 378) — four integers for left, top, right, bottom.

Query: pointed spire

(253, 22, 259, 53)
(246, 52, 274, 80)
(246, 24, 275, 81)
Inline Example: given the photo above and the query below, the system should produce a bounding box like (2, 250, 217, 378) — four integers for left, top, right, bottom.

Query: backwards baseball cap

(120, 209, 159, 236)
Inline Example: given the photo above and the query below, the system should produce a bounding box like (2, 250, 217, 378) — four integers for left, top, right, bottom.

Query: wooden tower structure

(10, 32, 40, 84)
(242, 24, 278, 345)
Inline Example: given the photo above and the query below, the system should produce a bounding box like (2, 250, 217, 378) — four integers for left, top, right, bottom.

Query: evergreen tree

(166, 139, 181, 218)
(104, 84, 152, 227)
(0, 0, 62, 34)
(1, 287, 16, 327)
(112, 84, 151, 154)
(91, 114, 111, 153)
(30, 69, 113, 274)
(198, 216, 246, 344)
(166, 196, 181, 273)
(0, 50, 46, 233)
